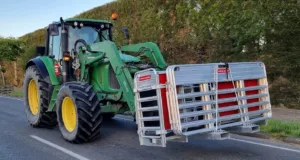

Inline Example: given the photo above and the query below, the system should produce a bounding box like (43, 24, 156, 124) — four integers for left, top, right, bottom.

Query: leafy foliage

(15, 0, 300, 108)
(0, 37, 23, 85)
(0, 37, 23, 62)
(19, 46, 37, 69)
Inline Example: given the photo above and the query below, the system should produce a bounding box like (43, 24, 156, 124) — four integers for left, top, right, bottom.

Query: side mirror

(122, 27, 130, 40)
(36, 46, 46, 56)
(48, 23, 59, 36)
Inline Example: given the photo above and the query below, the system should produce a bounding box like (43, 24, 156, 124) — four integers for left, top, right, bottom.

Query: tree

(0, 37, 23, 85)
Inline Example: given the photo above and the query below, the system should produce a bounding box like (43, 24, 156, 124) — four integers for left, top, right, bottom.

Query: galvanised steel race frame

(134, 62, 272, 147)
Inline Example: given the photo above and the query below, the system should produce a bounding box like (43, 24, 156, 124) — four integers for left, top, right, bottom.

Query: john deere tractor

(24, 17, 272, 147)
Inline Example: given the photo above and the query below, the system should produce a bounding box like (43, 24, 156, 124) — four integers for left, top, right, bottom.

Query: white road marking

(30, 135, 90, 160)
(0, 95, 23, 101)
(231, 138, 300, 154)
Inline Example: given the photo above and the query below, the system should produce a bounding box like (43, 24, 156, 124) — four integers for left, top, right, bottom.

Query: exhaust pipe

(60, 17, 69, 83)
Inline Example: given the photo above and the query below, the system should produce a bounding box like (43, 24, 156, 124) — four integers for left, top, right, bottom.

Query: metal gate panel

(166, 62, 272, 136)
(134, 69, 167, 147)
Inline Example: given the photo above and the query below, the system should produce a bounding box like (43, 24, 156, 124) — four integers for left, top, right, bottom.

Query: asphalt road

(1, 96, 300, 160)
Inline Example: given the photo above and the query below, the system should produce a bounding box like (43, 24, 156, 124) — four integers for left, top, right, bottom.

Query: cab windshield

(67, 24, 111, 51)
(68, 26, 98, 51)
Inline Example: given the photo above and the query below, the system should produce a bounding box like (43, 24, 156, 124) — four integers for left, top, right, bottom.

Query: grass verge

(7, 90, 23, 98)
(261, 119, 300, 138)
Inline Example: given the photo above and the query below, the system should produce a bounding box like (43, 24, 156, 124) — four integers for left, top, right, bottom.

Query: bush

(19, 46, 37, 69)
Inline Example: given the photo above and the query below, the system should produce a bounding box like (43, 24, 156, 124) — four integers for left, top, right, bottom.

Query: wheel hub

(28, 79, 39, 115)
(62, 97, 77, 132)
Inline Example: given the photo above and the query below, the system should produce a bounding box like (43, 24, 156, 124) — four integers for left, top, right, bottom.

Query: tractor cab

(44, 18, 115, 82)
(46, 18, 113, 60)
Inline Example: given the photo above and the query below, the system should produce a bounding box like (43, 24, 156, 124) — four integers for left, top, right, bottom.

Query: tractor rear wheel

(23, 66, 57, 128)
(56, 82, 103, 143)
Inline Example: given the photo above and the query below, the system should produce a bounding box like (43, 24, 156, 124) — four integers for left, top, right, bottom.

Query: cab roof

(52, 18, 112, 25)
(65, 18, 112, 24)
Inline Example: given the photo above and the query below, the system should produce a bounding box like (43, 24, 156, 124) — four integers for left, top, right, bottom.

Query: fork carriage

(134, 62, 272, 147)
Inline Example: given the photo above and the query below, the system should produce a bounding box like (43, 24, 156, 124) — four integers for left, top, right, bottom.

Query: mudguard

(25, 56, 59, 85)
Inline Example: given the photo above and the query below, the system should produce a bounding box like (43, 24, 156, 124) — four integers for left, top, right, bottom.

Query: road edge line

(30, 135, 90, 160)
(231, 137, 300, 154)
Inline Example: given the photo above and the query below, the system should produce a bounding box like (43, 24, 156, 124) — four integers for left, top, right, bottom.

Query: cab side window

(49, 27, 61, 60)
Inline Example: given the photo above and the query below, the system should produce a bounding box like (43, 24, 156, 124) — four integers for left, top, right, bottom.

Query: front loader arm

(120, 42, 168, 69)
(88, 41, 136, 112)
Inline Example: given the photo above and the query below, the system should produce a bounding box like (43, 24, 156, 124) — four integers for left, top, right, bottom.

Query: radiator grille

(109, 65, 120, 89)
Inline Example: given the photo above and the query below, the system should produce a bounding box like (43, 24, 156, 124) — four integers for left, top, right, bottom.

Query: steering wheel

(74, 39, 88, 52)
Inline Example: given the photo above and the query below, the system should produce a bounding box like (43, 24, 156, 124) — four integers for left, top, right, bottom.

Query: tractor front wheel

(23, 66, 57, 128)
(56, 82, 102, 143)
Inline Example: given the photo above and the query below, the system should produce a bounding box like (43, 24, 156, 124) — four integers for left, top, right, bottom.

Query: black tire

(56, 82, 102, 143)
(23, 66, 57, 128)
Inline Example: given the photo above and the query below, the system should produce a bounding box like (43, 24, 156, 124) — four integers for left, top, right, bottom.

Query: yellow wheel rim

(28, 79, 39, 115)
(62, 97, 77, 132)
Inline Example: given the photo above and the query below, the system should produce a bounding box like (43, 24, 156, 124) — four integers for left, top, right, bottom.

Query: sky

(0, 0, 113, 38)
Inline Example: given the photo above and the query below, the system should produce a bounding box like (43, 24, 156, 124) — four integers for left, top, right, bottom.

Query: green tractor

(24, 17, 272, 147)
